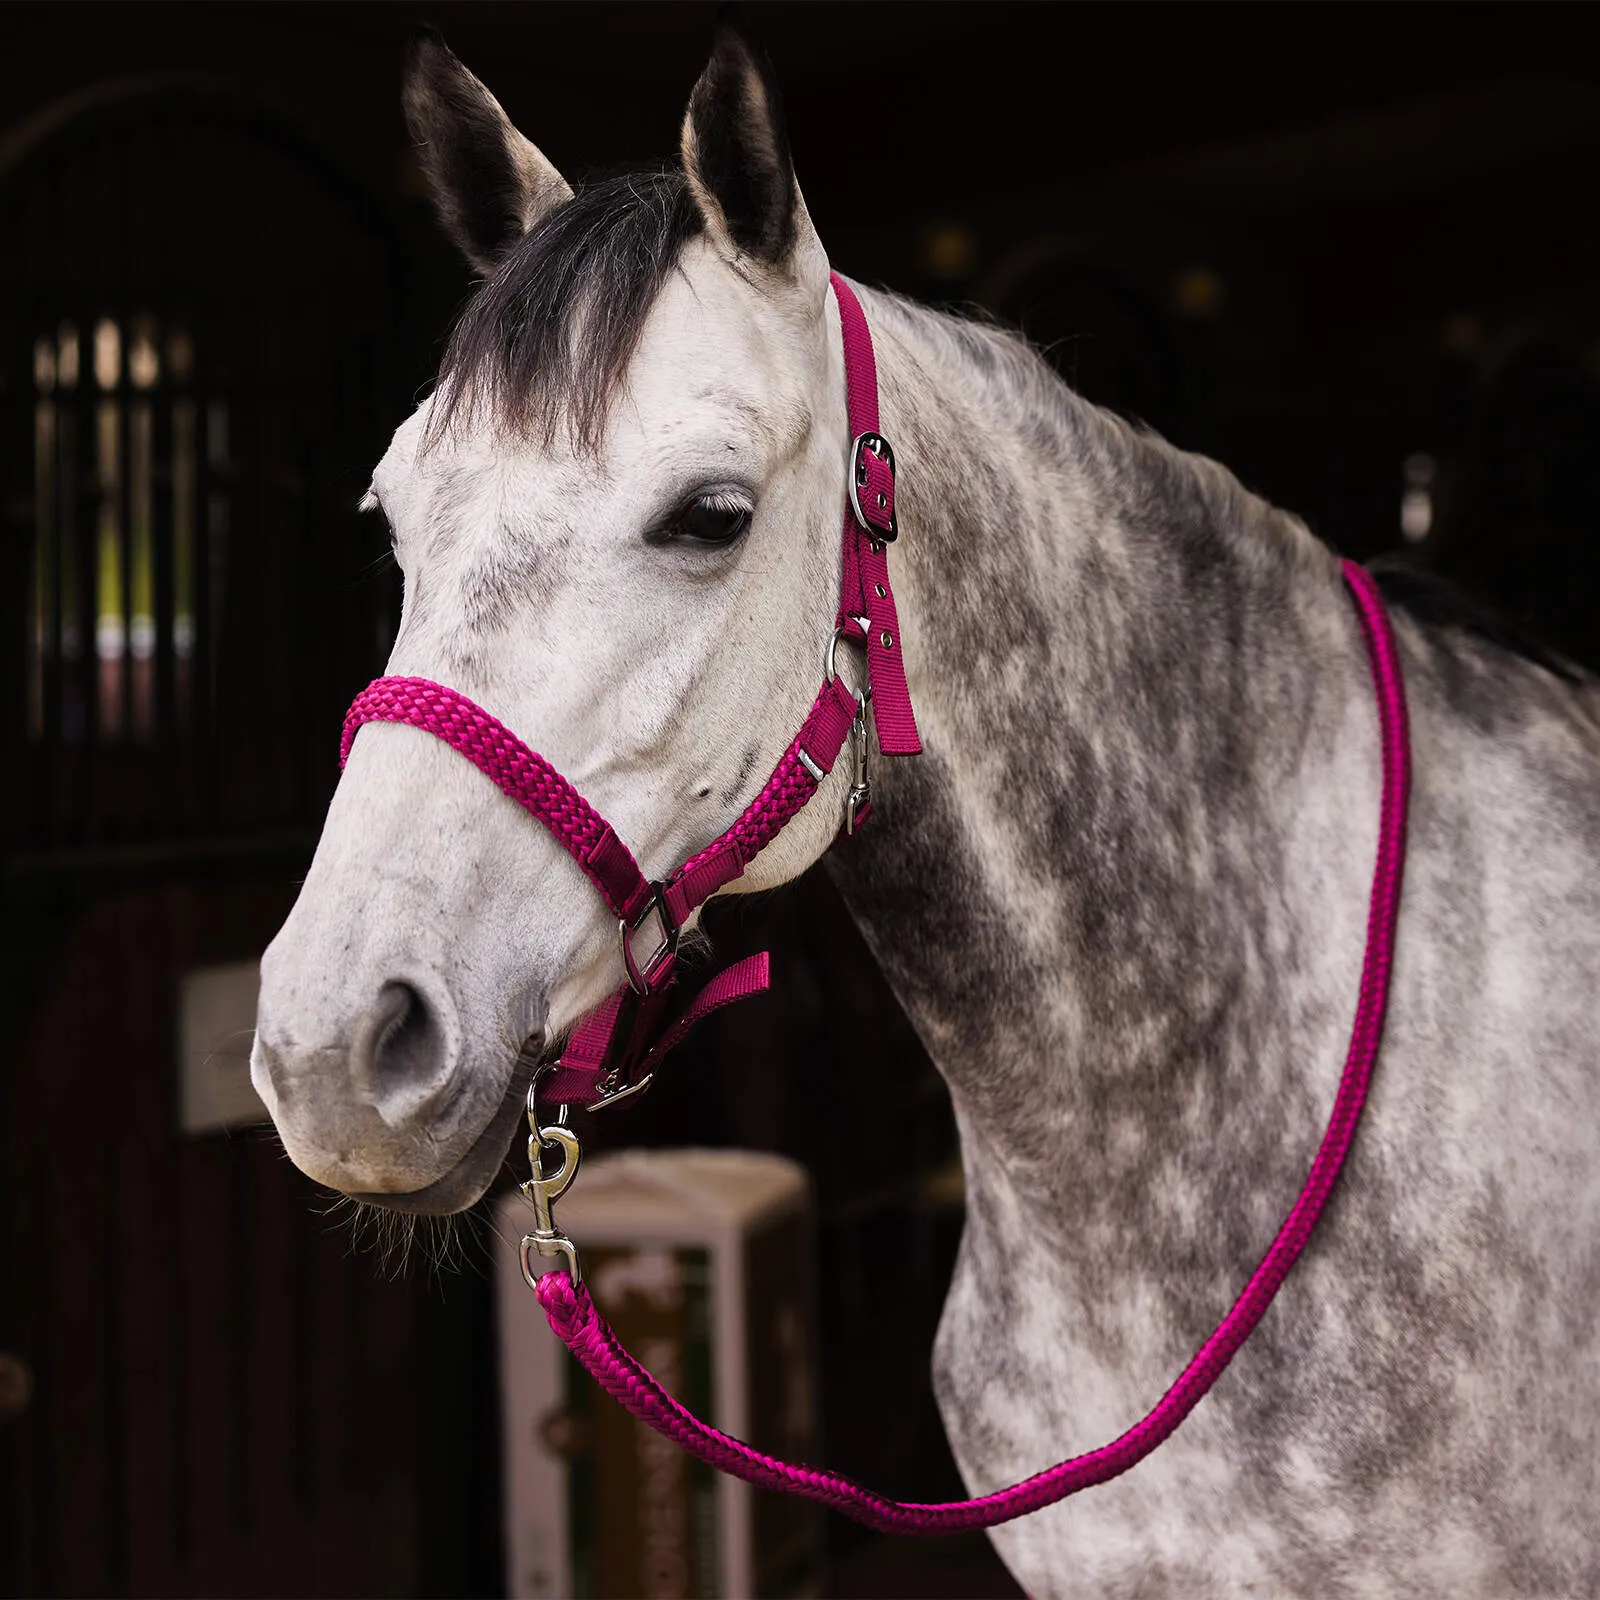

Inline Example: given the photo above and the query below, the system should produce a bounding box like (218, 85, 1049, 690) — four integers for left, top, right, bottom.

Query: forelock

(429, 168, 703, 452)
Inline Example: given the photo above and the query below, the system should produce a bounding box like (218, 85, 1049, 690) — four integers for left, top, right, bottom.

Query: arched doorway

(2, 78, 406, 851)
(1, 82, 497, 1599)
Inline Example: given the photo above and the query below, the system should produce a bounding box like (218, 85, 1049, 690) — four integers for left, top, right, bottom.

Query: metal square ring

(619, 888, 679, 995)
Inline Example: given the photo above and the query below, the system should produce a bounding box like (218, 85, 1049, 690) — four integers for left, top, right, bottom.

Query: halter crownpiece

(340, 272, 920, 1117)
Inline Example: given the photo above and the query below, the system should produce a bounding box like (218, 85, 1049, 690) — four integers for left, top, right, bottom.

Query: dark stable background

(4, 4, 1600, 1597)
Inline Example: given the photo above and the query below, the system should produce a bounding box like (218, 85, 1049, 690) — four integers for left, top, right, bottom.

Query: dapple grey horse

(250, 27, 1600, 1597)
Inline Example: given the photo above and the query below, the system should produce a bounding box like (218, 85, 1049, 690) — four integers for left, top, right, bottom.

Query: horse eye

(668, 495, 751, 546)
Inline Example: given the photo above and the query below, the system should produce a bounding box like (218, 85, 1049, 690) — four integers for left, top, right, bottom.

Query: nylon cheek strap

(339, 272, 920, 1107)
(831, 272, 921, 756)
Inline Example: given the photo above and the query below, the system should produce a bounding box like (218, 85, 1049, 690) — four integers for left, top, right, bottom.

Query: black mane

(1368, 554, 1586, 685)
(431, 168, 701, 449)
(426, 173, 1588, 694)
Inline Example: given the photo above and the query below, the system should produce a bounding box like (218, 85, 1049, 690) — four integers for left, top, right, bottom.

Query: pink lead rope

(532, 558, 1411, 1533)
(341, 270, 1411, 1532)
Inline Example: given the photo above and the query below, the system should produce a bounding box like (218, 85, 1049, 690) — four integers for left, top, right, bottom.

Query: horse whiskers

(316, 1191, 490, 1281)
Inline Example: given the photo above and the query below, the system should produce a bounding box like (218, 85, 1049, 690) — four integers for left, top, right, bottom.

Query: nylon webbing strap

(830, 272, 922, 756)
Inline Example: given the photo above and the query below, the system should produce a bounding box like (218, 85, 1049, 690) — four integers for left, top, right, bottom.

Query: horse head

(251, 29, 862, 1210)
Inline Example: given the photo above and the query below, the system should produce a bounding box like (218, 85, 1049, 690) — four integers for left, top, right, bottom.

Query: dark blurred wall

(5, 6, 1600, 1598)
(7, 3, 1600, 588)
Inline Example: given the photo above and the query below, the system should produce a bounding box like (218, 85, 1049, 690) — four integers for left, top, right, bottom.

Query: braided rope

(538, 559, 1411, 1533)
(340, 676, 647, 920)
(678, 733, 825, 883)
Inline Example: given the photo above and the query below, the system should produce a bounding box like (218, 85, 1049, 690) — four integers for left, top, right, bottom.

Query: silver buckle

(618, 886, 679, 996)
(848, 432, 898, 542)
(585, 1071, 655, 1114)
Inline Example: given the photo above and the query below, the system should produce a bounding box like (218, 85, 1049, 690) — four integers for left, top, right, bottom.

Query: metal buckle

(849, 432, 898, 542)
(618, 886, 679, 997)
(585, 1071, 655, 1113)
(582, 986, 658, 1113)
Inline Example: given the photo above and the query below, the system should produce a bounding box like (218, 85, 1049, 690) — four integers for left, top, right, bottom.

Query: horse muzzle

(251, 955, 537, 1206)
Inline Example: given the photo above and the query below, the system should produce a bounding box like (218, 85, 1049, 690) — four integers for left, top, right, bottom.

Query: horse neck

(826, 290, 1385, 1239)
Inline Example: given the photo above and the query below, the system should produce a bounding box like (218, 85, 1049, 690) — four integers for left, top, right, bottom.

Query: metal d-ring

(825, 622, 874, 835)
(825, 618, 872, 691)
(525, 1073, 569, 1131)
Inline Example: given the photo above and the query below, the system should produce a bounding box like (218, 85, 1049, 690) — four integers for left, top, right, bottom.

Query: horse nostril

(370, 981, 445, 1103)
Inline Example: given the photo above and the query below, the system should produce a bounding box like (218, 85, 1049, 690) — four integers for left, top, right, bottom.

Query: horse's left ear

(680, 24, 824, 284)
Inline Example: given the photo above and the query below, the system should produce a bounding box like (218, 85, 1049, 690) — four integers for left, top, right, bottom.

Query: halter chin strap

(340, 272, 919, 1111)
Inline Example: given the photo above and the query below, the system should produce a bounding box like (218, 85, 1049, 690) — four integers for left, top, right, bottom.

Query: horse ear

(680, 23, 814, 274)
(403, 30, 572, 278)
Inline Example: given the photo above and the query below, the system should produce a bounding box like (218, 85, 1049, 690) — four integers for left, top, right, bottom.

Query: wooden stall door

(1, 83, 499, 1599)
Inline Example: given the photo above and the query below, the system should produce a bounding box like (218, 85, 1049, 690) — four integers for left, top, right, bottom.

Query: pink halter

(341, 272, 920, 1108)
(340, 272, 1413, 1535)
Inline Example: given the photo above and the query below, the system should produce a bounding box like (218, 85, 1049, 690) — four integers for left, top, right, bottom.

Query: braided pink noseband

(342, 273, 1412, 1534)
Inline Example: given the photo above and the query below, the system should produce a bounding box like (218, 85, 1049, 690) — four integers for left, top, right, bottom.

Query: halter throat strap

(340, 271, 919, 1107)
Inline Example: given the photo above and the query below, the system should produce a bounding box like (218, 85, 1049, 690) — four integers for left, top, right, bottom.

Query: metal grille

(2, 83, 405, 856)
(0, 84, 502, 1600)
